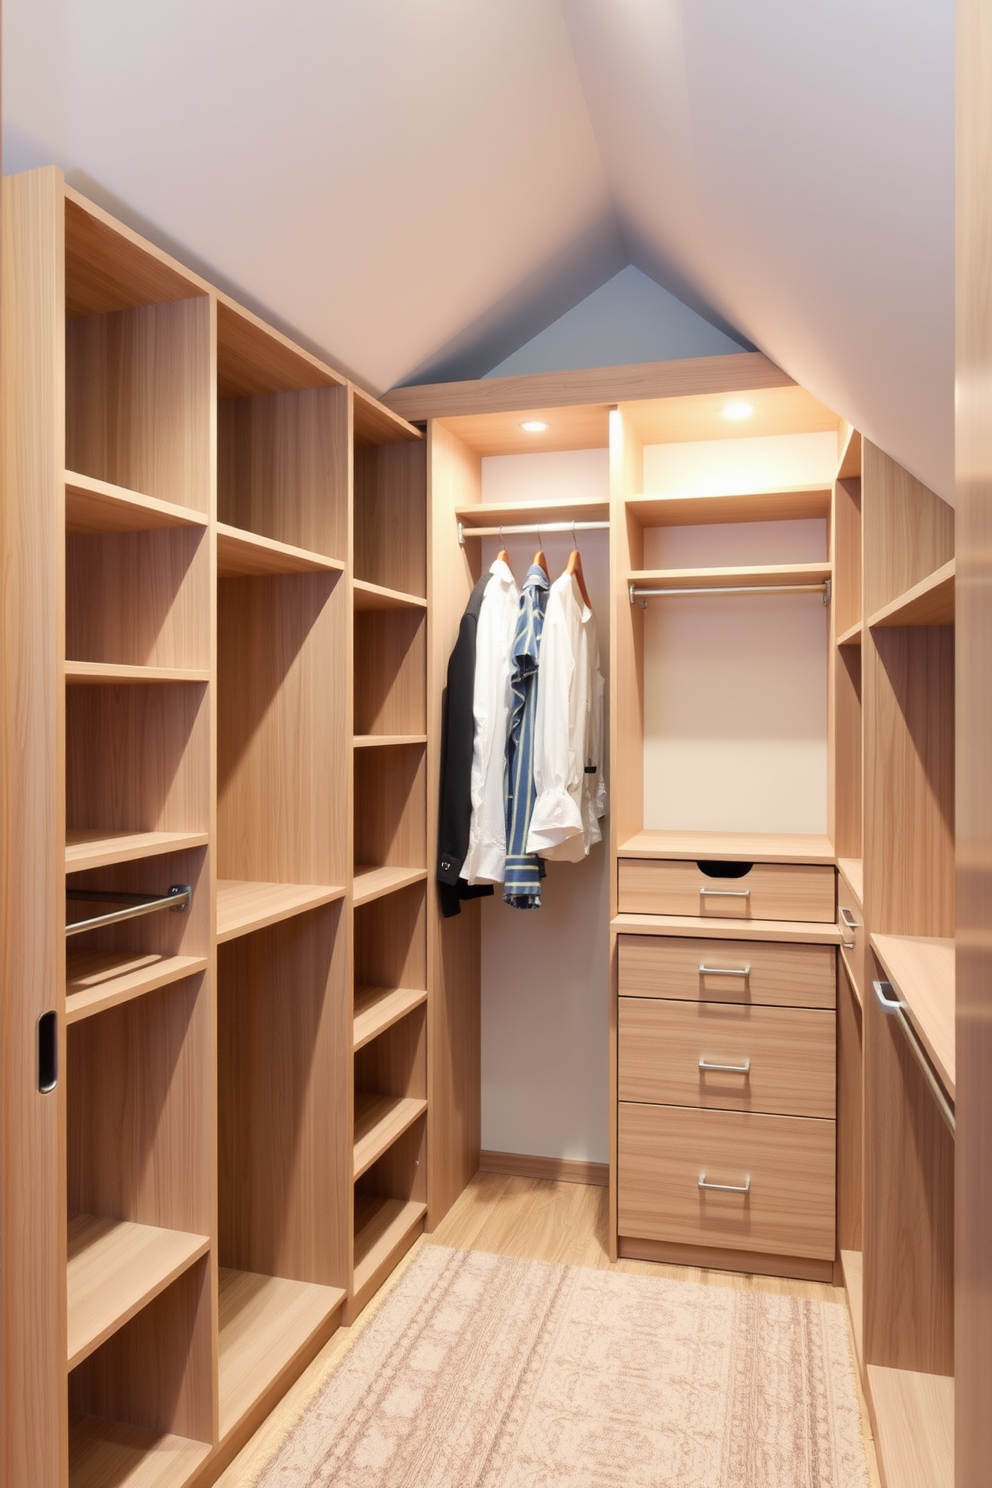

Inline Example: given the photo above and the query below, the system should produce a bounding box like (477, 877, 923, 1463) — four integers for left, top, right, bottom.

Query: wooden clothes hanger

(532, 528, 549, 578)
(496, 526, 510, 568)
(567, 526, 592, 609)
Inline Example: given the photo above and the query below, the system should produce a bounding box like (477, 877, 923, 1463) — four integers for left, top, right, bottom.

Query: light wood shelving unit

(0, 165, 426, 1488)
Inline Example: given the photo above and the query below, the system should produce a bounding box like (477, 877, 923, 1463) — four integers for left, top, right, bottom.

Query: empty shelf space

(611, 912, 843, 945)
(354, 1094, 428, 1179)
(66, 471, 208, 537)
(353, 386, 421, 445)
(353, 865, 427, 906)
(218, 1268, 346, 1440)
(867, 1365, 954, 1488)
(626, 485, 832, 527)
(618, 829, 837, 864)
(454, 496, 610, 529)
(66, 951, 208, 1024)
(628, 561, 832, 590)
(65, 661, 210, 685)
(353, 578, 427, 611)
(216, 880, 346, 943)
(353, 1196, 427, 1297)
(69, 1413, 210, 1488)
(67, 1214, 210, 1370)
(840, 1249, 864, 1376)
(837, 426, 862, 480)
(867, 559, 955, 629)
(66, 831, 210, 874)
(837, 857, 864, 905)
(871, 933, 955, 1096)
(354, 985, 428, 1051)
(216, 522, 345, 578)
(354, 734, 427, 749)
(836, 620, 863, 647)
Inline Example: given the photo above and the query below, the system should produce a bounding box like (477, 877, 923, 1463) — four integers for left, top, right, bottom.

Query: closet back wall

(479, 449, 611, 1166)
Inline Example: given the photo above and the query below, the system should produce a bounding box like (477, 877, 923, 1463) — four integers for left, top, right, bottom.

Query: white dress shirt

(526, 572, 606, 860)
(462, 557, 519, 884)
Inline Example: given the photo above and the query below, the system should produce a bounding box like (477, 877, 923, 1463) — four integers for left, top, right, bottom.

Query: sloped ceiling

(3, 0, 954, 498)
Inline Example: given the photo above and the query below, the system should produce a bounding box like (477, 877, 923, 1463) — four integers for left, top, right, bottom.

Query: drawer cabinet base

(618, 1235, 837, 1286)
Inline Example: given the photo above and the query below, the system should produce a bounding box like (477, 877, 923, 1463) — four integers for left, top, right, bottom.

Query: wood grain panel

(627, 485, 831, 527)
(215, 297, 345, 400)
(66, 296, 212, 513)
(618, 934, 836, 1008)
(837, 960, 864, 1253)
(65, 189, 208, 317)
(618, 858, 836, 922)
(871, 934, 955, 1099)
(353, 743, 426, 871)
(868, 559, 955, 628)
(617, 1236, 834, 1285)
(834, 646, 863, 862)
(833, 476, 863, 637)
(354, 881, 426, 993)
(862, 442, 954, 617)
(353, 608, 427, 737)
(618, 828, 836, 862)
(612, 912, 841, 944)
(837, 860, 866, 1003)
(354, 1003, 426, 1104)
(68, 1412, 211, 1488)
(0, 166, 69, 1488)
(618, 998, 835, 1117)
(868, 1365, 954, 1488)
(65, 468, 210, 536)
(618, 1102, 835, 1260)
(66, 845, 210, 966)
(354, 439, 427, 596)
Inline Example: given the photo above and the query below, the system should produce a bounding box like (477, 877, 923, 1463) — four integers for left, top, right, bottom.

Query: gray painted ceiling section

(3, 0, 954, 498)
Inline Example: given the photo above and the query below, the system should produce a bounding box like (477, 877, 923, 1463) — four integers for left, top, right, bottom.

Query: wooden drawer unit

(617, 1102, 836, 1260)
(617, 935, 836, 1009)
(617, 857, 836, 923)
(836, 866, 864, 1003)
(618, 998, 835, 1118)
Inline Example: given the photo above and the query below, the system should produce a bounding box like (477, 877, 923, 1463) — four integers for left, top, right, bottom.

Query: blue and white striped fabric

(503, 563, 550, 908)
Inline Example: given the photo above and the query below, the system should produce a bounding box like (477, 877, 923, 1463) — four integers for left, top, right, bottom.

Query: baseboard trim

(479, 1150, 609, 1187)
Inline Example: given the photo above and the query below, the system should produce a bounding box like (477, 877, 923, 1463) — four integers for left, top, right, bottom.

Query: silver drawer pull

(698, 1173, 751, 1194)
(699, 1058, 751, 1075)
(839, 906, 859, 949)
(699, 888, 750, 898)
(698, 963, 750, 977)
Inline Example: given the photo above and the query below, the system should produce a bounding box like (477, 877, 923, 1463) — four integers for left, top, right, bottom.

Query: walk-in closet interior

(0, 3, 988, 1486)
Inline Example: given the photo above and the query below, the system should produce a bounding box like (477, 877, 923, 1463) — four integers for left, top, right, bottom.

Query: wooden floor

(217, 1172, 881, 1486)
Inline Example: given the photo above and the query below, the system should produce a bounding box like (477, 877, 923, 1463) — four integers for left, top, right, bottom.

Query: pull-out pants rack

(65, 885, 191, 937)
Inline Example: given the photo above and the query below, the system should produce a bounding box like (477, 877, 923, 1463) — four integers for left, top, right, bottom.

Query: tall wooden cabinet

(0, 165, 444, 1488)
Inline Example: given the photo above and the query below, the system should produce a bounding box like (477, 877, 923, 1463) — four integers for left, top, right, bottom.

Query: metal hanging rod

(630, 579, 831, 607)
(458, 519, 610, 547)
(873, 979, 955, 1136)
(65, 884, 191, 937)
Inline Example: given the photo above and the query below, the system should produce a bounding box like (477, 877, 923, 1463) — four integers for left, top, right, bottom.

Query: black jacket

(437, 574, 495, 918)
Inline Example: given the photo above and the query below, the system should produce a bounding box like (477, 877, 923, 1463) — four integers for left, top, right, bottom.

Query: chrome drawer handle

(698, 1173, 751, 1194)
(699, 1058, 751, 1075)
(699, 888, 750, 898)
(698, 963, 750, 977)
(839, 906, 859, 949)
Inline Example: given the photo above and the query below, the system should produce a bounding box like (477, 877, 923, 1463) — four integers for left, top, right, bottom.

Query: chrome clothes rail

(458, 519, 610, 546)
(65, 884, 191, 937)
(629, 579, 831, 606)
(873, 979, 955, 1135)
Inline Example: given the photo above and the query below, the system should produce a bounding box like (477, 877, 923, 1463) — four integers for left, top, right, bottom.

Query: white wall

(478, 448, 611, 1163)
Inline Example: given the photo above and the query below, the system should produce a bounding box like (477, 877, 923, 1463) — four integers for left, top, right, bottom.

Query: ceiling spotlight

(520, 420, 549, 433)
(722, 402, 754, 421)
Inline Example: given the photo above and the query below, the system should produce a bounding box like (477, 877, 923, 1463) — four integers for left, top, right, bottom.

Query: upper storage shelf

(867, 559, 955, 629)
(625, 485, 832, 527)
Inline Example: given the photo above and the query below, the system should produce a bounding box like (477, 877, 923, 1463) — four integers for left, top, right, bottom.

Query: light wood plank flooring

(216, 1172, 881, 1486)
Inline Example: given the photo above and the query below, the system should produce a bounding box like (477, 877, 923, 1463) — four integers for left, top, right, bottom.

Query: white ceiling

(3, 0, 954, 499)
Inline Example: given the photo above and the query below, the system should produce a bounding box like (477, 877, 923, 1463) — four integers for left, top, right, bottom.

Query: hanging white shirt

(462, 557, 519, 885)
(526, 571, 606, 860)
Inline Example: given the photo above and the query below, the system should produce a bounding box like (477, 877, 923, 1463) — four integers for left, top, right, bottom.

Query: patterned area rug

(256, 1245, 868, 1488)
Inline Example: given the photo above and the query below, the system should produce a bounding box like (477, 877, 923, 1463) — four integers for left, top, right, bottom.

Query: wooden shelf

(353, 734, 427, 749)
(65, 661, 210, 685)
(626, 485, 832, 528)
(217, 1269, 346, 1441)
(66, 830, 210, 874)
(353, 1196, 427, 1297)
(871, 933, 956, 1097)
(454, 496, 610, 529)
(67, 1215, 210, 1370)
(353, 1094, 428, 1179)
(353, 865, 427, 907)
(68, 1413, 210, 1488)
(867, 559, 955, 629)
(840, 1249, 864, 1377)
(353, 385, 421, 447)
(867, 1365, 953, 1488)
(611, 912, 842, 945)
(617, 829, 836, 864)
(837, 620, 863, 647)
(837, 426, 862, 480)
(65, 470, 208, 537)
(216, 880, 346, 943)
(354, 986, 427, 1051)
(216, 523, 345, 579)
(628, 561, 832, 591)
(66, 951, 208, 1025)
(353, 579, 427, 612)
(837, 857, 864, 906)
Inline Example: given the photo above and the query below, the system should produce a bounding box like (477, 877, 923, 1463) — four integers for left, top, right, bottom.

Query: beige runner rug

(256, 1244, 868, 1488)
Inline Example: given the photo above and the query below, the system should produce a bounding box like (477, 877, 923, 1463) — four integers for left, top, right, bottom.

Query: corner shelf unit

(0, 165, 426, 1488)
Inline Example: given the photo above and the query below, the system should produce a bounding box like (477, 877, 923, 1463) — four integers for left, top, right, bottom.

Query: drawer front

(618, 858, 836, 923)
(618, 1103, 836, 1260)
(618, 997, 836, 1118)
(618, 935, 836, 1009)
(837, 868, 864, 1003)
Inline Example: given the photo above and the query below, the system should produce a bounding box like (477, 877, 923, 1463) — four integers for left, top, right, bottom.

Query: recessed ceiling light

(722, 401, 754, 421)
(520, 419, 549, 433)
